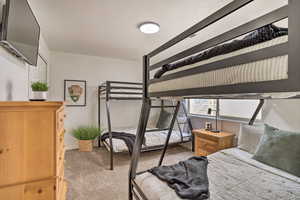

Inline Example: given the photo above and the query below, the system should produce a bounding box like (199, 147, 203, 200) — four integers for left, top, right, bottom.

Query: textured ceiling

(28, 0, 287, 61)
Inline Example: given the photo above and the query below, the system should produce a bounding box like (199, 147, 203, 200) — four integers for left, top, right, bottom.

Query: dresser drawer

(23, 179, 56, 200)
(0, 179, 56, 200)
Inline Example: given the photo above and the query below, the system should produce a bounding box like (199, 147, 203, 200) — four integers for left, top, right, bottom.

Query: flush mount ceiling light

(139, 22, 160, 34)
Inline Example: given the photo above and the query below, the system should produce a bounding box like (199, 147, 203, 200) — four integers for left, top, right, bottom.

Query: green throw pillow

(156, 109, 173, 130)
(253, 124, 300, 177)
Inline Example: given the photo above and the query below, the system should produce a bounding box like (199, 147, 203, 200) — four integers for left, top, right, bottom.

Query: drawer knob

(0, 149, 3, 154)
(64, 114, 67, 118)
(60, 119, 63, 122)
(37, 189, 43, 194)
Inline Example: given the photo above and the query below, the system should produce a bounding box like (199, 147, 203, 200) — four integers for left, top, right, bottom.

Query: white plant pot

(31, 91, 48, 101)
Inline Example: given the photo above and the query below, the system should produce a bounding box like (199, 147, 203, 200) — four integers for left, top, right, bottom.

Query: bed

(134, 148, 300, 200)
(98, 81, 193, 170)
(102, 128, 191, 153)
(129, 0, 300, 199)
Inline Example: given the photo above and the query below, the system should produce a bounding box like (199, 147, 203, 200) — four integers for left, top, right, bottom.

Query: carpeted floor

(65, 145, 193, 200)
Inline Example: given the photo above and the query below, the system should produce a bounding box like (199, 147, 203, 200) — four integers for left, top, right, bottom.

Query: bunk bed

(129, 0, 300, 199)
(97, 81, 193, 170)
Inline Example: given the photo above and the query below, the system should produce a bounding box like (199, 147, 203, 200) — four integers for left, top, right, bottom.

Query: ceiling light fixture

(139, 22, 160, 34)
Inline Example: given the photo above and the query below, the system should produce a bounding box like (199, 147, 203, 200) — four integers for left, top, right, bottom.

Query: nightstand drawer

(193, 129, 234, 156)
(195, 148, 209, 156)
(198, 139, 218, 152)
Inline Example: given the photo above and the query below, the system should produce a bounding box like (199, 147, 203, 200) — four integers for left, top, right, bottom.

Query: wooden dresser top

(0, 101, 64, 107)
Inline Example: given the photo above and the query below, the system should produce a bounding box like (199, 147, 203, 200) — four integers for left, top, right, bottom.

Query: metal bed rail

(99, 81, 143, 100)
(98, 81, 143, 170)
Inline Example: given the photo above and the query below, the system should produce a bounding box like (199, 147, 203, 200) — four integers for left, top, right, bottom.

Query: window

(219, 99, 262, 120)
(189, 99, 217, 116)
(189, 99, 262, 120)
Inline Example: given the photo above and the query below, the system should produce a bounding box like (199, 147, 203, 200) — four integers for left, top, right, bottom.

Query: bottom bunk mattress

(103, 128, 190, 153)
(134, 148, 300, 200)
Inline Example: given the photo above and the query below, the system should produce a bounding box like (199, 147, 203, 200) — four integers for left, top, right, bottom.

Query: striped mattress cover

(149, 36, 288, 94)
(103, 128, 190, 153)
(135, 148, 300, 200)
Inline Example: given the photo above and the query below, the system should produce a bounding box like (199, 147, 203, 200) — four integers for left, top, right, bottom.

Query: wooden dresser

(193, 129, 234, 156)
(0, 102, 67, 200)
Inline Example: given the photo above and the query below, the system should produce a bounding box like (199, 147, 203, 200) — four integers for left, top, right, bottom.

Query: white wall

(0, 48, 28, 101)
(0, 35, 50, 101)
(50, 52, 142, 149)
(263, 100, 300, 132)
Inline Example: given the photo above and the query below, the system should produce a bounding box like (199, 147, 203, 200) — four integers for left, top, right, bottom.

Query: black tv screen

(1, 0, 40, 66)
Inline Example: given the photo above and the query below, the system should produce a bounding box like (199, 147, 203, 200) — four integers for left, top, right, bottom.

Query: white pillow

(238, 124, 264, 154)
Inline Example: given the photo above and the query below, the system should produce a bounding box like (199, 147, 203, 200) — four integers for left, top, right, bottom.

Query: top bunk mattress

(135, 148, 300, 200)
(149, 35, 288, 95)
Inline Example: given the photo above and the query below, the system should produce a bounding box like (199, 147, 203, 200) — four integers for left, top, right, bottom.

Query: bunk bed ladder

(175, 101, 184, 142)
(182, 101, 194, 151)
(176, 101, 194, 150)
(158, 101, 181, 166)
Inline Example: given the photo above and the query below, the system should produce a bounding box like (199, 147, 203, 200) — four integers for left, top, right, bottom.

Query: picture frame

(64, 80, 87, 106)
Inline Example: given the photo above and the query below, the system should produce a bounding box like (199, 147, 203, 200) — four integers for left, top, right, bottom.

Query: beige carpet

(65, 145, 193, 200)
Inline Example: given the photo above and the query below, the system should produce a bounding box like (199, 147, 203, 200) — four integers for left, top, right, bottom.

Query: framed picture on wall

(64, 80, 86, 106)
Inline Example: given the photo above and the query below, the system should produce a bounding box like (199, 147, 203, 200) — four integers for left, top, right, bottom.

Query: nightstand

(193, 129, 235, 156)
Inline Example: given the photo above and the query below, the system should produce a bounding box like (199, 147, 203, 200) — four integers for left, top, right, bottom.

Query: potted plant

(71, 126, 103, 152)
(31, 81, 49, 101)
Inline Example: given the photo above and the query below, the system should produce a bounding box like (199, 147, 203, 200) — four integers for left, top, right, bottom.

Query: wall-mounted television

(0, 0, 40, 66)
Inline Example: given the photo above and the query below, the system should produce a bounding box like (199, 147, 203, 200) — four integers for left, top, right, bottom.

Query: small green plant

(71, 126, 103, 140)
(31, 81, 49, 91)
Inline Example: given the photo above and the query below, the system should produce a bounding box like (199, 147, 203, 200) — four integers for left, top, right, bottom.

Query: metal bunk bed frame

(98, 81, 193, 170)
(98, 81, 143, 170)
(129, 0, 300, 199)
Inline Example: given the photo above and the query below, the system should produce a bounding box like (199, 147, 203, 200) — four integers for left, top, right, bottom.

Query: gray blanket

(149, 156, 209, 200)
(154, 24, 288, 79)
